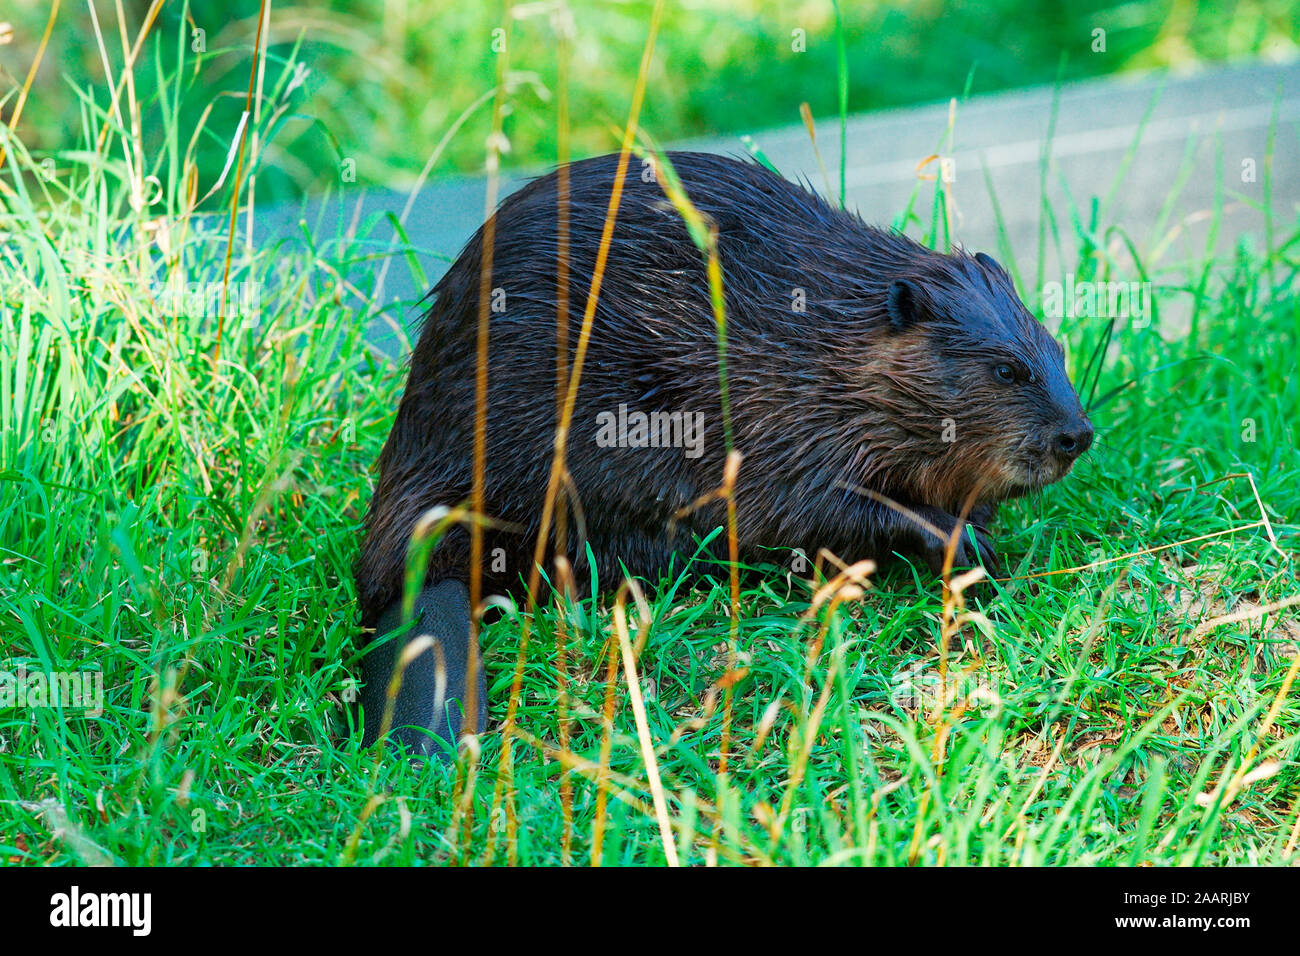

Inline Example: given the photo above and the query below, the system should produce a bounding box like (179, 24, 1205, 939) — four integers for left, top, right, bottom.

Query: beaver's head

(880, 250, 1092, 508)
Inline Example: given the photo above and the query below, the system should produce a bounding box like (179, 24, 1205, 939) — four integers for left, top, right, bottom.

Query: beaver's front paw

(913, 507, 1000, 578)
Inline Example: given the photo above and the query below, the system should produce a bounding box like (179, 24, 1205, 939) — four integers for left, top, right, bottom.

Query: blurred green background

(3, 0, 1298, 199)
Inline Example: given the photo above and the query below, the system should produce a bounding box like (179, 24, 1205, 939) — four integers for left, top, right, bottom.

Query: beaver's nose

(1055, 420, 1094, 459)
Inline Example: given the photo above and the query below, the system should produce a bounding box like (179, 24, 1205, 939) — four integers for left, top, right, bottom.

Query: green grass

(1, 5, 1299, 866)
(7, 0, 1299, 197)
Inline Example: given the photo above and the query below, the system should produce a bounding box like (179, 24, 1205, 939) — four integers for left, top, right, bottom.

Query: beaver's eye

(993, 363, 1016, 384)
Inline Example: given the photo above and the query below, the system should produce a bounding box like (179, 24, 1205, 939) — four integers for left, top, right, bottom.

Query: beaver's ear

(887, 278, 923, 330)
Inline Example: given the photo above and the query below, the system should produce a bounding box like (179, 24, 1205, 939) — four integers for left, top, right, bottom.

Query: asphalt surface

(263, 59, 1300, 358)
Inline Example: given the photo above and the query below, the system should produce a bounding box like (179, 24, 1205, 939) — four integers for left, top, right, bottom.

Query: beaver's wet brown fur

(356, 150, 1092, 631)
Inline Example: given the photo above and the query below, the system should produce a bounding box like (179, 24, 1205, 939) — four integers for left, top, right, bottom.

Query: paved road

(264, 59, 1300, 358)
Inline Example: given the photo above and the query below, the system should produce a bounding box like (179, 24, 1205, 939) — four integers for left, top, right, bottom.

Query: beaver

(354, 150, 1093, 757)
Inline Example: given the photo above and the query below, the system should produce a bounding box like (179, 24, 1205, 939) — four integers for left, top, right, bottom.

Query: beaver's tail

(359, 579, 487, 761)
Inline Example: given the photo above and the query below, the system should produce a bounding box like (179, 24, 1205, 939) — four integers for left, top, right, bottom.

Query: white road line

(834, 97, 1300, 188)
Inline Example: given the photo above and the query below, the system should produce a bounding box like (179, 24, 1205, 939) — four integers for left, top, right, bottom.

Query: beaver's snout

(1036, 351, 1093, 475)
(1053, 416, 1094, 463)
